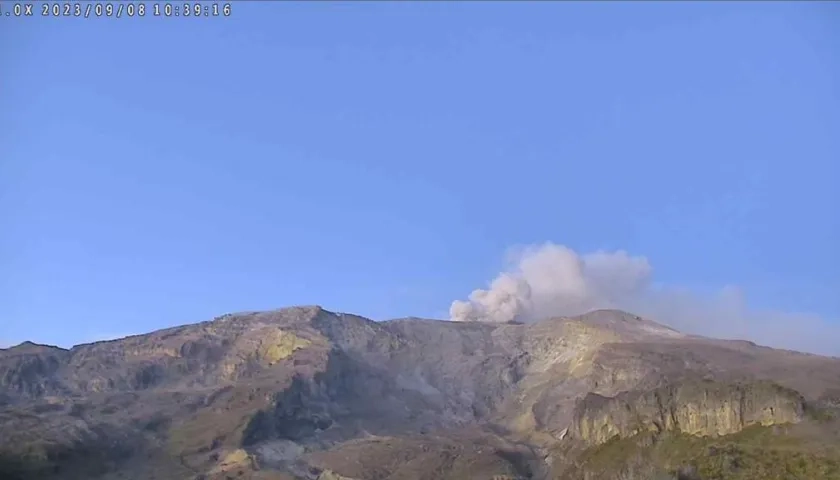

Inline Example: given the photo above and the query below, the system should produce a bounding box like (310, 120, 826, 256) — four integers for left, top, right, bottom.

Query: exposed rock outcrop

(571, 378, 806, 445)
(1, 307, 838, 480)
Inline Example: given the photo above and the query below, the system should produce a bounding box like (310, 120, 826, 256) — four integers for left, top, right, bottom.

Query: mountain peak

(583, 308, 642, 318)
(570, 309, 685, 339)
(0, 342, 68, 365)
(1, 341, 67, 354)
(2, 305, 838, 480)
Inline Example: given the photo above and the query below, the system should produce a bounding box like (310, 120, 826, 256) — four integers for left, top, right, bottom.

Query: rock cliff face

(571, 379, 806, 445)
(1, 306, 839, 480)
(0, 342, 70, 399)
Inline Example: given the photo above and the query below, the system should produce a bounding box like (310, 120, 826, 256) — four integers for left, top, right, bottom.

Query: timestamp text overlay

(0, 1, 233, 19)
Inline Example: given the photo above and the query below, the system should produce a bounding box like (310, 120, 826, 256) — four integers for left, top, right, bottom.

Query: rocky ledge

(571, 378, 806, 445)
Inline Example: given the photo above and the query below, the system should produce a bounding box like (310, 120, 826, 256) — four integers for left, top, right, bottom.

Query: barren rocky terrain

(2, 306, 839, 479)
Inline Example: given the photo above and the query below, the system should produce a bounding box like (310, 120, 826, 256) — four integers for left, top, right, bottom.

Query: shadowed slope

(2, 307, 839, 479)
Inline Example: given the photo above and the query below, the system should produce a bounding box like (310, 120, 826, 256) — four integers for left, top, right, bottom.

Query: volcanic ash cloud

(448, 242, 840, 356)
(449, 243, 650, 323)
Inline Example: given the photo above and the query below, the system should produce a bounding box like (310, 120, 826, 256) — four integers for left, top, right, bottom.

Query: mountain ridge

(1, 306, 817, 357)
(2, 306, 839, 480)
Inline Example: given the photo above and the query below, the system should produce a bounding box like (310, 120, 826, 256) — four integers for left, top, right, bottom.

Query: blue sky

(1, 2, 837, 351)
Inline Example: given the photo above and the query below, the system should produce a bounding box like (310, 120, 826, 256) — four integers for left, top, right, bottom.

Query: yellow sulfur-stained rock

(257, 330, 311, 365)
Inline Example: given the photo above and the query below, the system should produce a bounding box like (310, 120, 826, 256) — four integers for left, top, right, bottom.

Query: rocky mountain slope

(2, 306, 839, 480)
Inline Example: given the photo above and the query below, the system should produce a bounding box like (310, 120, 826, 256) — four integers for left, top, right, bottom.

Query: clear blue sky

(1, 2, 837, 348)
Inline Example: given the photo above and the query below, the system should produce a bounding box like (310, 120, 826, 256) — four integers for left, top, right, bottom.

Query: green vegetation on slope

(567, 419, 840, 480)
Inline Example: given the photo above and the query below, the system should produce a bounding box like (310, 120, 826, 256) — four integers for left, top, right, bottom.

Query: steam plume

(449, 242, 840, 355)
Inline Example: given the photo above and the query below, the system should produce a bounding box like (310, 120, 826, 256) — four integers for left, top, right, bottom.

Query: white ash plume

(449, 243, 650, 323)
(449, 242, 840, 356)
